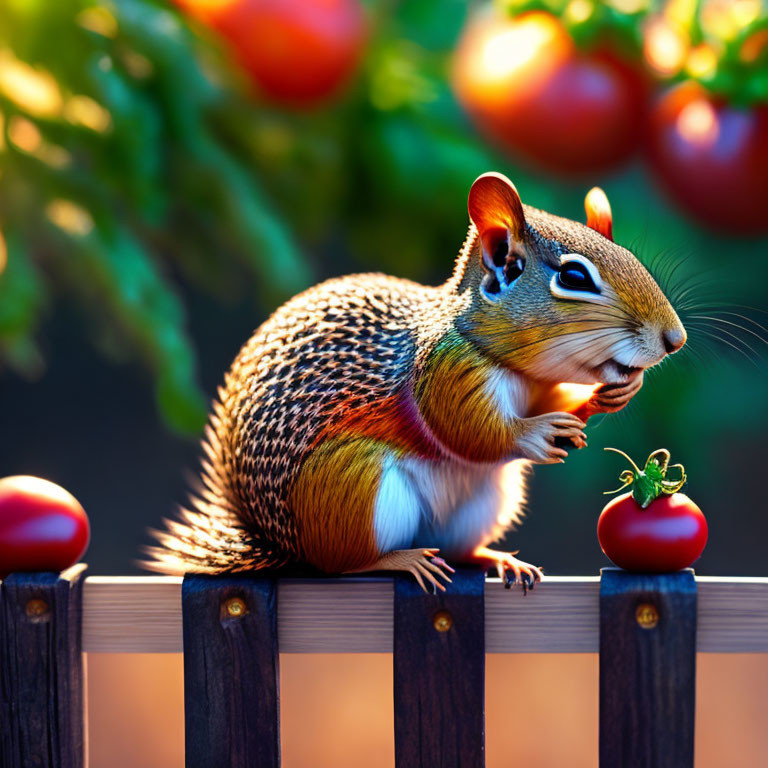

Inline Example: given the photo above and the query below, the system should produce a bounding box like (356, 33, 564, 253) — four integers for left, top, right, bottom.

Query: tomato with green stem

(598, 448, 707, 572)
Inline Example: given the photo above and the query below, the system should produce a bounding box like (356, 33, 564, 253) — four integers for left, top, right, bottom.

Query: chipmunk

(147, 173, 686, 592)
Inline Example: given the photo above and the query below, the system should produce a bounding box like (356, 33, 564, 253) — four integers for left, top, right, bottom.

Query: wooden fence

(2, 565, 768, 767)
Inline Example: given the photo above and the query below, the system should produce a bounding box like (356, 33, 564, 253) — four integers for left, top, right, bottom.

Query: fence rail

(3, 566, 768, 768)
(81, 573, 768, 653)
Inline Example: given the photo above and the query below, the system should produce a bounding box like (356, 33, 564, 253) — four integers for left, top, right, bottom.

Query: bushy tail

(142, 398, 286, 575)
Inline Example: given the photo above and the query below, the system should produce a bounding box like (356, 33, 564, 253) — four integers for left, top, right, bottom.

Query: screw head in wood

(635, 602, 659, 630)
(26, 598, 49, 621)
(433, 610, 453, 633)
(224, 596, 247, 618)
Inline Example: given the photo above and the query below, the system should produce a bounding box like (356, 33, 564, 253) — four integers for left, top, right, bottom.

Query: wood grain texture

(0, 564, 87, 768)
(84, 576, 183, 653)
(599, 568, 697, 768)
(182, 574, 280, 768)
(393, 566, 485, 768)
(81, 575, 768, 654)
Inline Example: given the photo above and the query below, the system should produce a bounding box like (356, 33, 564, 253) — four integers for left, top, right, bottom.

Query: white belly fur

(372, 454, 531, 560)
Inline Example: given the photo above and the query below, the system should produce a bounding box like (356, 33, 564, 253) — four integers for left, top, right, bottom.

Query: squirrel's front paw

(590, 372, 644, 414)
(517, 412, 587, 464)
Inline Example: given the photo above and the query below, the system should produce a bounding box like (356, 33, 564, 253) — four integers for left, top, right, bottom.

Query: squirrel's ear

(468, 173, 526, 254)
(584, 187, 613, 241)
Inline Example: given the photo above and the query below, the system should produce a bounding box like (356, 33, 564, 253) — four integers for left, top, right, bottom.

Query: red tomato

(0, 476, 90, 579)
(647, 82, 768, 234)
(452, 9, 648, 175)
(598, 491, 707, 572)
(176, 0, 367, 107)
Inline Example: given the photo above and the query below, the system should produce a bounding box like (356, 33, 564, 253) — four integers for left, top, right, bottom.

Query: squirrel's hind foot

(346, 548, 455, 593)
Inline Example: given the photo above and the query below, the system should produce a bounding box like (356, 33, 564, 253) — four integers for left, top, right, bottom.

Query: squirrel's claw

(407, 549, 454, 593)
(473, 546, 543, 595)
(520, 572, 535, 595)
(496, 560, 542, 595)
(429, 555, 456, 574)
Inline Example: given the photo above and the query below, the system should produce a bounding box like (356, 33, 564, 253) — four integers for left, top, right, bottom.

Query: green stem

(604, 447, 643, 476)
(604, 447, 687, 509)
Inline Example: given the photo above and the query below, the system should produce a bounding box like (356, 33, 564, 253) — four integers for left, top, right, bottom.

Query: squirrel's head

(454, 172, 686, 385)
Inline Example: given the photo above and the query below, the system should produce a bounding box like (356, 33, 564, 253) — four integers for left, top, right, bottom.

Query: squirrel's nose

(662, 326, 686, 354)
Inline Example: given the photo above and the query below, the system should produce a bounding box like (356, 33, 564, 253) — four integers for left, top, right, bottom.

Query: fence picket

(599, 567, 697, 768)
(0, 564, 87, 768)
(393, 566, 486, 768)
(182, 573, 280, 768)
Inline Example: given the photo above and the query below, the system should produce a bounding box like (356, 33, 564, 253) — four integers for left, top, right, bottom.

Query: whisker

(697, 310, 768, 338)
(662, 253, 697, 295)
(722, 303, 768, 317)
(671, 277, 721, 308)
(687, 315, 768, 347)
(692, 327, 762, 368)
(676, 343, 709, 373)
(505, 326, 630, 355)
(673, 278, 732, 308)
(514, 316, 631, 333)
(541, 333, 632, 368)
(687, 324, 761, 363)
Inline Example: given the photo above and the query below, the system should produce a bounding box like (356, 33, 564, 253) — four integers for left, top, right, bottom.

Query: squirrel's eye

(557, 261, 599, 294)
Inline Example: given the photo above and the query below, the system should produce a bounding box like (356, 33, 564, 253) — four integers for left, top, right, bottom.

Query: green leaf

(155, 368, 208, 435)
(632, 474, 660, 509)
(0, 232, 46, 342)
(644, 460, 665, 485)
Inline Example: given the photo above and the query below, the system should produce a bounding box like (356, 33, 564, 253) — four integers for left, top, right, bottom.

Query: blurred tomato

(0, 476, 90, 579)
(647, 82, 768, 234)
(452, 9, 648, 175)
(176, 0, 366, 107)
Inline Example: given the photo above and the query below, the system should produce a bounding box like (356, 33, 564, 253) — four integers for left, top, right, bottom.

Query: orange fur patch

(415, 330, 517, 462)
(291, 437, 385, 573)
(318, 392, 441, 460)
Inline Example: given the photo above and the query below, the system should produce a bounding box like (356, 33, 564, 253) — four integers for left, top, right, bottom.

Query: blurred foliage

(504, 0, 768, 105)
(0, 0, 309, 431)
(0, 0, 766, 462)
